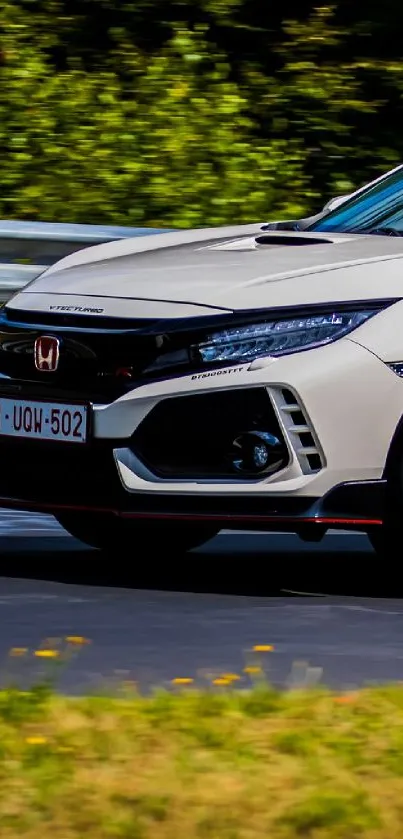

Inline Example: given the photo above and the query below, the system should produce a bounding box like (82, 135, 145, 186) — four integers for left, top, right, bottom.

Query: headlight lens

(196, 310, 376, 363)
(387, 362, 403, 377)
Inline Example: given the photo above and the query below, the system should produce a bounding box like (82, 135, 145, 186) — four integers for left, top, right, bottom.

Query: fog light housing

(230, 431, 288, 475)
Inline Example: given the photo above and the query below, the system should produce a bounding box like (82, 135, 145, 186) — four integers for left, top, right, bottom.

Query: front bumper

(0, 336, 400, 531)
(0, 430, 386, 530)
(94, 336, 403, 500)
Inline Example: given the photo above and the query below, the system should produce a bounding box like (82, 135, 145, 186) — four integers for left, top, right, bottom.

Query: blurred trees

(0, 0, 402, 226)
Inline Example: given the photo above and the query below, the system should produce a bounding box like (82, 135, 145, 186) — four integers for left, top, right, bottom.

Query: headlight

(195, 310, 377, 364)
(387, 362, 403, 377)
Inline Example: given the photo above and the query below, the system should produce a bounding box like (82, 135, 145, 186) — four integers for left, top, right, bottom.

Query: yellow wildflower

(9, 647, 28, 657)
(213, 678, 230, 686)
(244, 666, 262, 675)
(221, 673, 241, 682)
(253, 645, 274, 652)
(26, 736, 47, 745)
(172, 678, 194, 685)
(65, 636, 90, 645)
(34, 649, 59, 659)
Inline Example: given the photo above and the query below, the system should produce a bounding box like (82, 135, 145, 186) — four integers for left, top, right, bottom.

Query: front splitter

(0, 479, 385, 533)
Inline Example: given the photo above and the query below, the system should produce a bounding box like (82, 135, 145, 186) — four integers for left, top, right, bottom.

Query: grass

(1, 682, 403, 837)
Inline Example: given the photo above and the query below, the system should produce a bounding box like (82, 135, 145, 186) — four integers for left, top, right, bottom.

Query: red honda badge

(34, 336, 60, 372)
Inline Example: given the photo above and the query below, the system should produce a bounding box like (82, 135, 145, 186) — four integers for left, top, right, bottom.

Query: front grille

(0, 308, 223, 398)
(0, 312, 164, 400)
(131, 387, 289, 479)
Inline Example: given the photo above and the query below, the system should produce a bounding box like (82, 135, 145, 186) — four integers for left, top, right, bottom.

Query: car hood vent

(254, 234, 334, 247)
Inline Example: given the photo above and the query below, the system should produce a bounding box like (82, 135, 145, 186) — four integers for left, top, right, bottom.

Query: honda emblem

(34, 336, 60, 372)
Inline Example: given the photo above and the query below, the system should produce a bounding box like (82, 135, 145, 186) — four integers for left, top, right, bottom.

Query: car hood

(7, 225, 403, 319)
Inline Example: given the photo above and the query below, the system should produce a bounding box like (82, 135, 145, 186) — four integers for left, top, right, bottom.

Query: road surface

(0, 511, 399, 693)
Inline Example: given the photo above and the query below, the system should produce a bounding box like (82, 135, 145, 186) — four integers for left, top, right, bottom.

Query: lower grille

(131, 387, 289, 480)
(0, 437, 125, 508)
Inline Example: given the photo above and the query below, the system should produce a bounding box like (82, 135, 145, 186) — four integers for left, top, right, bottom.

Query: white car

(1, 164, 403, 563)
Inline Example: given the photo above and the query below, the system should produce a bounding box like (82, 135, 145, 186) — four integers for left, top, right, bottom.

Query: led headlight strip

(195, 308, 381, 364)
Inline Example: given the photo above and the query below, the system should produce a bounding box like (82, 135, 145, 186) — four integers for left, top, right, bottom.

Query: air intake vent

(269, 387, 324, 474)
(255, 234, 333, 247)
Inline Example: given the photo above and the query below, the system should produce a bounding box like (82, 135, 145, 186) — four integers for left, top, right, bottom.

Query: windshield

(308, 165, 403, 235)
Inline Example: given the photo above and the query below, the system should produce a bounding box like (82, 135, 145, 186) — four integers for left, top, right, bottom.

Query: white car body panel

(8, 294, 225, 319)
(8, 229, 403, 317)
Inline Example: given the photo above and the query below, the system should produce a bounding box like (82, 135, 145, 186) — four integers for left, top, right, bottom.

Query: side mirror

(323, 194, 351, 213)
(260, 193, 352, 233)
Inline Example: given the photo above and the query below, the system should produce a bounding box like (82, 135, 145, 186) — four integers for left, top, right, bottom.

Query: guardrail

(0, 220, 169, 302)
(0, 265, 43, 302)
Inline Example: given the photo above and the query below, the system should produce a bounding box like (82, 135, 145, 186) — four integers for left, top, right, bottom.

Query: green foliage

(0, 0, 403, 227)
(1, 685, 403, 837)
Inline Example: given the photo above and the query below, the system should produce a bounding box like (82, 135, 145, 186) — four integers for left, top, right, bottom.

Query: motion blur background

(1, 0, 403, 230)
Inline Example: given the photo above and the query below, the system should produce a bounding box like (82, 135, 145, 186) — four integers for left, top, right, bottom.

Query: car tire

(366, 440, 402, 561)
(54, 512, 219, 554)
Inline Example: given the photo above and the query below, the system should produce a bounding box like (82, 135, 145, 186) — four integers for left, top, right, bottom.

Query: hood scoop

(255, 233, 334, 247)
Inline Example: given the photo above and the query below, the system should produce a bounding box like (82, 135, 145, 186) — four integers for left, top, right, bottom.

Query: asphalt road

(0, 511, 401, 693)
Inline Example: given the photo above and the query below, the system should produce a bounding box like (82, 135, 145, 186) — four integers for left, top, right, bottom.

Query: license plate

(0, 398, 88, 443)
